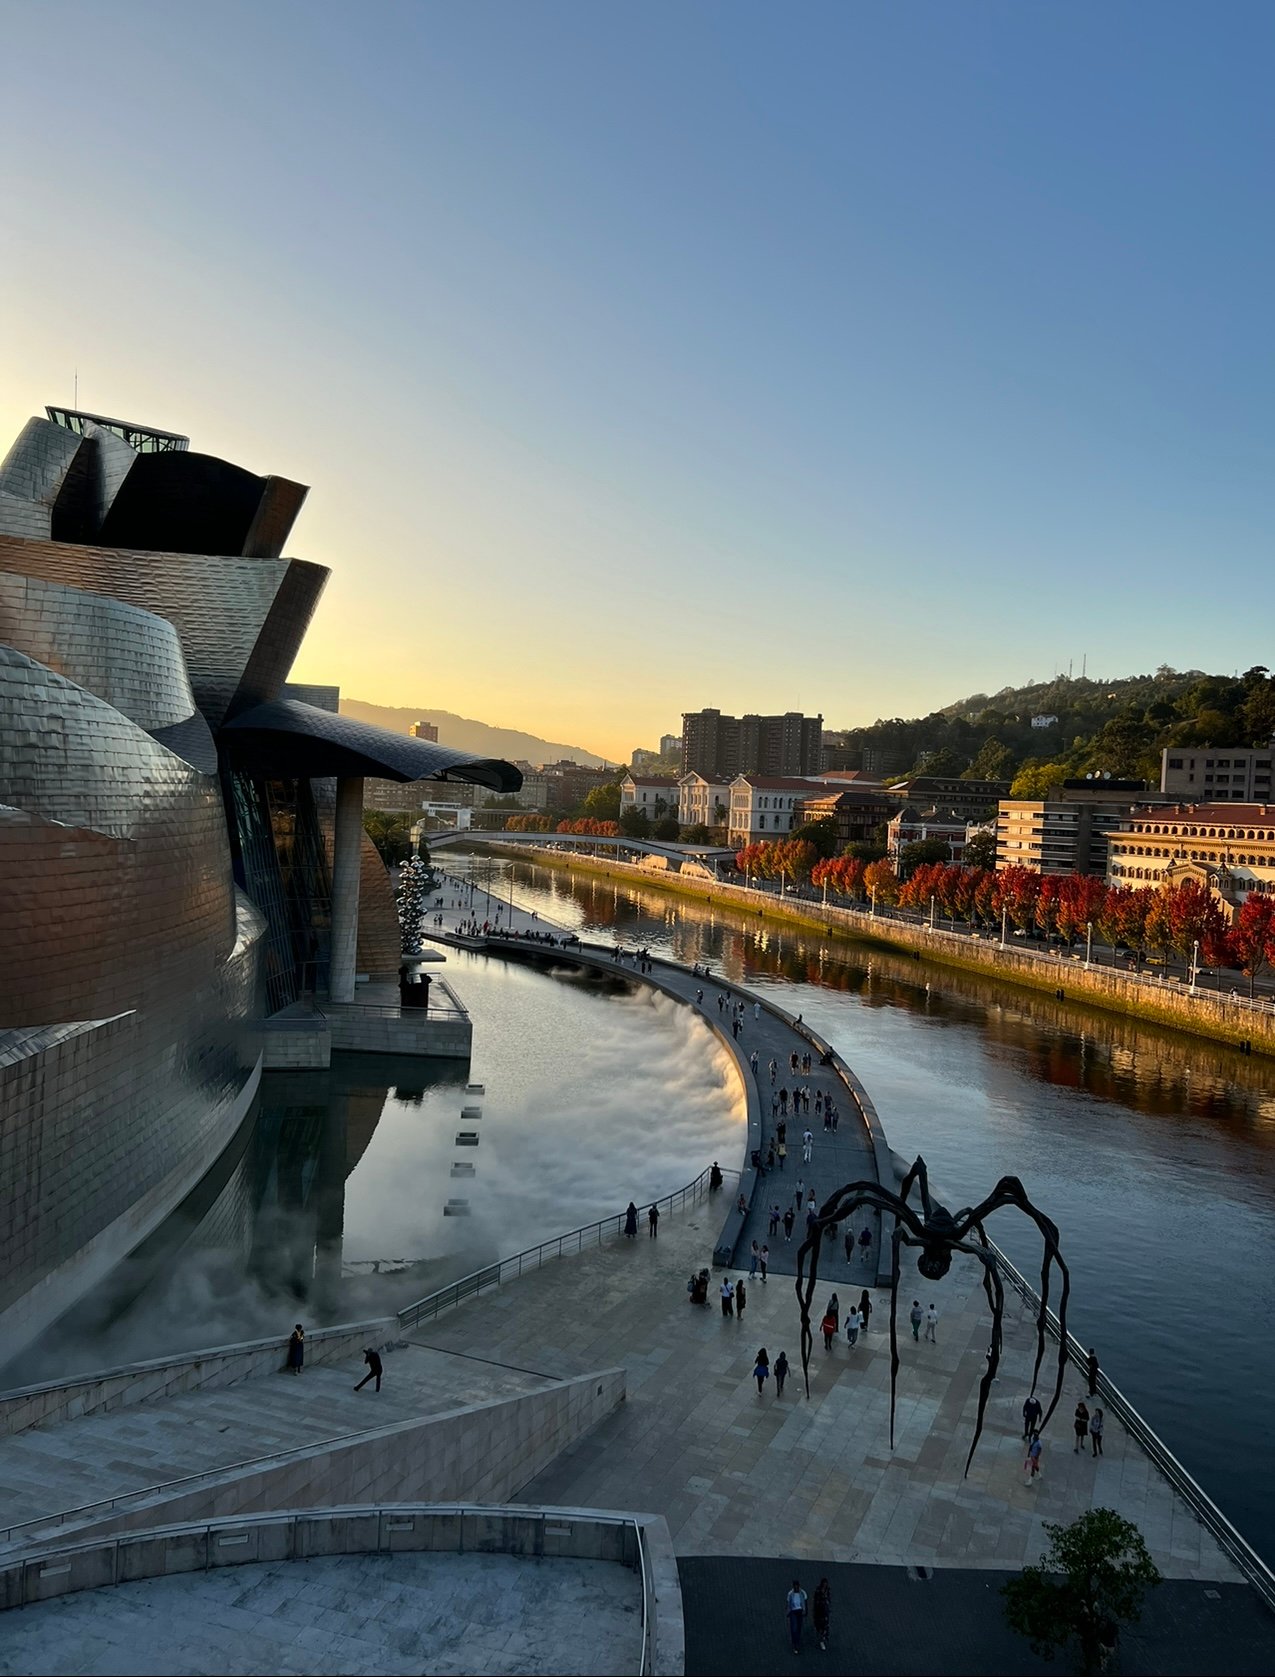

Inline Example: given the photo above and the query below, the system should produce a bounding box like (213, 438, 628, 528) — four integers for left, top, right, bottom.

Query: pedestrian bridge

(428, 828, 735, 878)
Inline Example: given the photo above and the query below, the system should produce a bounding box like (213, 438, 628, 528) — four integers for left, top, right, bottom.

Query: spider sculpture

(795, 1156, 1070, 1474)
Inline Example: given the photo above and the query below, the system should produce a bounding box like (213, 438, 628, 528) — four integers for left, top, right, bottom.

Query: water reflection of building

(0, 405, 518, 1360)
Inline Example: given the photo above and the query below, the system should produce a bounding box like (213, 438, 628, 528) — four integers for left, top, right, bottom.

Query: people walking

(802, 1128, 813, 1163)
(1090, 1407, 1105, 1456)
(286, 1323, 305, 1374)
(769, 1058, 778, 1085)
(924, 1303, 938, 1343)
(821, 1308, 837, 1351)
(813, 1578, 831, 1652)
(354, 1347, 383, 1392)
(1073, 1400, 1090, 1452)
(720, 1278, 734, 1317)
(624, 1202, 638, 1239)
(750, 1239, 760, 1277)
(648, 1202, 660, 1238)
(735, 1278, 747, 1320)
(910, 1300, 923, 1341)
(845, 1306, 860, 1347)
(859, 1290, 872, 1334)
(774, 1350, 790, 1397)
(777, 1139, 787, 1170)
(753, 1348, 770, 1395)
(825, 1292, 840, 1331)
(844, 1228, 854, 1263)
(1025, 1431, 1043, 1484)
(786, 1580, 808, 1654)
(1022, 1394, 1043, 1440)
(858, 1225, 872, 1262)
(783, 1207, 795, 1243)
(769, 1202, 781, 1236)
(760, 1244, 769, 1282)
(1087, 1348, 1101, 1397)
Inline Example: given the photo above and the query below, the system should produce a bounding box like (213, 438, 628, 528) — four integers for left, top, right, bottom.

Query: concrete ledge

(13, 1369, 628, 1555)
(0, 1500, 682, 1675)
(0, 1318, 399, 1438)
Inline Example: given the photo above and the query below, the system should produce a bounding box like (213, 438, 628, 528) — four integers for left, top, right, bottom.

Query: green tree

(844, 839, 888, 863)
(900, 838, 951, 874)
(683, 823, 711, 844)
(791, 817, 838, 859)
(963, 737, 1014, 781)
(652, 816, 680, 840)
(582, 782, 622, 822)
(1011, 761, 1067, 799)
(962, 829, 998, 870)
(363, 810, 414, 867)
(1002, 1508, 1161, 1674)
(619, 807, 650, 838)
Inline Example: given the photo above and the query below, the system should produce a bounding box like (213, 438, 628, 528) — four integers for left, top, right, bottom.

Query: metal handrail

(986, 1235, 1275, 1610)
(322, 999, 469, 1020)
(398, 1162, 735, 1329)
(633, 1506, 652, 1677)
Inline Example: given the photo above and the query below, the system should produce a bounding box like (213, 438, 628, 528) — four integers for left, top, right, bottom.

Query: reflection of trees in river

(515, 858, 1275, 1142)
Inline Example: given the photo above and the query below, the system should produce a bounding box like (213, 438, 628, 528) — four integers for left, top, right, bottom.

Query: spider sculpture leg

(888, 1216, 905, 1449)
(794, 1184, 928, 1399)
(896, 1154, 938, 1221)
(951, 1179, 1071, 1432)
(952, 1233, 1006, 1477)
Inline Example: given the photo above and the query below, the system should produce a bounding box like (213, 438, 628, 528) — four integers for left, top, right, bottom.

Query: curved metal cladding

(0, 647, 266, 1361)
(0, 533, 328, 731)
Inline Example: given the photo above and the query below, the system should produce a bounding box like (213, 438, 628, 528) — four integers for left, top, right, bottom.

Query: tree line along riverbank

(472, 843, 1275, 1060)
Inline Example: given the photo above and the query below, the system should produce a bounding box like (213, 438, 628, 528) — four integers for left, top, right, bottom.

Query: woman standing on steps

(286, 1323, 305, 1375)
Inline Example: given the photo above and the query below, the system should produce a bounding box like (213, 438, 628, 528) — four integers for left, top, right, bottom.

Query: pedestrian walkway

(0, 1344, 551, 1546)
(406, 1200, 1238, 1581)
(428, 869, 881, 1280)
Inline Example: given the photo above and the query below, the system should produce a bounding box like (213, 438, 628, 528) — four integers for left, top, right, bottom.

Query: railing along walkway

(398, 1162, 731, 1329)
(988, 1235, 1275, 1612)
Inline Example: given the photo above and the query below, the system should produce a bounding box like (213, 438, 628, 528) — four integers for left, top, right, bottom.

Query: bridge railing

(986, 1235, 1275, 1611)
(397, 1163, 734, 1331)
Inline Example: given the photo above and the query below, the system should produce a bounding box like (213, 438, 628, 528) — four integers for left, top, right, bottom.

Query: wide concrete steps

(0, 1344, 549, 1544)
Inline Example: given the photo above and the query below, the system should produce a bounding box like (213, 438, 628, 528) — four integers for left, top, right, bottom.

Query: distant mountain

(339, 700, 608, 769)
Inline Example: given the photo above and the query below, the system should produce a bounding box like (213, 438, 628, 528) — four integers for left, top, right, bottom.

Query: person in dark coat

(858, 1289, 873, 1333)
(624, 1202, 638, 1239)
(286, 1324, 305, 1374)
(1087, 1348, 1100, 1397)
(354, 1348, 383, 1392)
(648, 1203, 660, 1238)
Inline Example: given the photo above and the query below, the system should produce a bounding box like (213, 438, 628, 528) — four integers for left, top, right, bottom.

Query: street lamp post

(822, 875, 829, 908)
(1085, 920, 1093, 968)
(1190, 938, 1200, 989)
(929, 893, 937, 931)
(1000, 904, 1008, 949)
(871, 885, 877, 920)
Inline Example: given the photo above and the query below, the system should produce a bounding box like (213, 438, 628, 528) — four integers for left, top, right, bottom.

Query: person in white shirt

(786, 1580, 808, 1653)
(845, 1306, 861, 1347)
(925, 1303, 939, 1342)
(802, 1128, 814, 1163)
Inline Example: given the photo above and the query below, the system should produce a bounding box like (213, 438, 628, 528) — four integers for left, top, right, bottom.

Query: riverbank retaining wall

(492, 845, 1275, 1058)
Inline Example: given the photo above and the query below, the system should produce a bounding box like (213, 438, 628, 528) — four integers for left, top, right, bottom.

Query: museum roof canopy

(222, 698, 522, 792)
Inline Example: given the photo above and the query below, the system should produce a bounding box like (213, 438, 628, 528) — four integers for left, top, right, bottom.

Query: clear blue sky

(3, 2, 1272, 758)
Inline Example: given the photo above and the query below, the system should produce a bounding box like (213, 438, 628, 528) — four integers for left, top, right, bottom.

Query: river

(454, 851, 1275, 1567)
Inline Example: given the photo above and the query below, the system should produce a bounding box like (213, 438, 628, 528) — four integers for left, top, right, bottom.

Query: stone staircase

(0, 1341, 552, 1547)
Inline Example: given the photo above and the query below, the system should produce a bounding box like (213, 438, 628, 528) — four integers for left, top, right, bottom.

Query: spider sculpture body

(795, 1156, 1069, 1474)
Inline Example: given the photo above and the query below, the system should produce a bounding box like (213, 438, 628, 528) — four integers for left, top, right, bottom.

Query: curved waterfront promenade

(425, 880, 887, 1283)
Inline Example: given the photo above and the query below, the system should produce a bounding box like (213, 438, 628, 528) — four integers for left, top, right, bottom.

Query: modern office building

(0, 405, 517, 1360)
(1160, 745, 1274, 802)
(996, 780, 1155, 876)
(681, 708, 823, 779)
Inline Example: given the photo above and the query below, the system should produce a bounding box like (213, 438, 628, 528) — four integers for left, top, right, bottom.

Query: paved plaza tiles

(408, 1196, 1236, 1580)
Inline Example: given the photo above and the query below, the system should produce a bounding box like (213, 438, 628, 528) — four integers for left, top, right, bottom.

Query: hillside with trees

(835, 666, 1275, 791)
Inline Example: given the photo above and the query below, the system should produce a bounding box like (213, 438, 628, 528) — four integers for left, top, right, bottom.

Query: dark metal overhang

(221, 698, 522, 793)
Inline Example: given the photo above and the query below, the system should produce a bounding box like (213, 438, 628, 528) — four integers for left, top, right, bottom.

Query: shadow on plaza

(679, 1557, 1275, 1676)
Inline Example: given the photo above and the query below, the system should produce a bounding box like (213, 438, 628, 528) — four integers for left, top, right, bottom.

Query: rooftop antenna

(1081, 653, 1087, 679)
(73, 368, 78, 409)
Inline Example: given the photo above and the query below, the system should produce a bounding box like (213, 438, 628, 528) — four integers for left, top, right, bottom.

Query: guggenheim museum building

(0, 405, 518, 1361)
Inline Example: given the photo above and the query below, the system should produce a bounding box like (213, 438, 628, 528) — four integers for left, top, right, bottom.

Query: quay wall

(495, 845, 1275, 1058)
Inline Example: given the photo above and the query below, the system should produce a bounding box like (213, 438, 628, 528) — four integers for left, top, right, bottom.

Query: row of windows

(1166, 757, 1272, 770)
(1110, 864, 1273, 893)
(1133, 825, 1275, 840)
